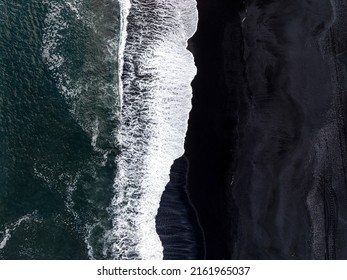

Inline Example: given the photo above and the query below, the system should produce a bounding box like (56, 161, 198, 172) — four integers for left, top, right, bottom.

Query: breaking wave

(41, 0, 198, 260)
(111, 0, 198, 259)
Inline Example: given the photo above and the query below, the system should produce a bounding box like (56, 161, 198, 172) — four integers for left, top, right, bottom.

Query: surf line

(117, 0, 131, 110)
(112, 0, 199, 260)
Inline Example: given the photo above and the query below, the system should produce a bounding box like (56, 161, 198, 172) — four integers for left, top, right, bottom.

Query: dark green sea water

(0, 0, 121, 259)
(0, 0, 198, 260)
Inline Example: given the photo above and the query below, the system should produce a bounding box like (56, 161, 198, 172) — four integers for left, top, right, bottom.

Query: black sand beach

(184, 0, 246, 259)
(158, 0, 347, 259)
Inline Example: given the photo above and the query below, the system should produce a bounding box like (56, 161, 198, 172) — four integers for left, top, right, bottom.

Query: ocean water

(0, 0, 198, 259)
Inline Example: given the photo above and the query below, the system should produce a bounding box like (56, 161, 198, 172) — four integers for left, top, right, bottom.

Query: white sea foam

(117, 0, 131, 109)
(66, 0, 82, 20)
(112, 0, 198, 259)
(0, 213, 36, 250)
(91, 118, 100, 148)
(42, 1, 119, 153)
(42, 0, 199, 260)
(42, 1, 81, 100)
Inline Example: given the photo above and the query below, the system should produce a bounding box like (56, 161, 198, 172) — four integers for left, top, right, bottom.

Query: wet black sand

(156, 157, 205, 259)
(184, 0, 246, 259)
(158, 0, 347, 259)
